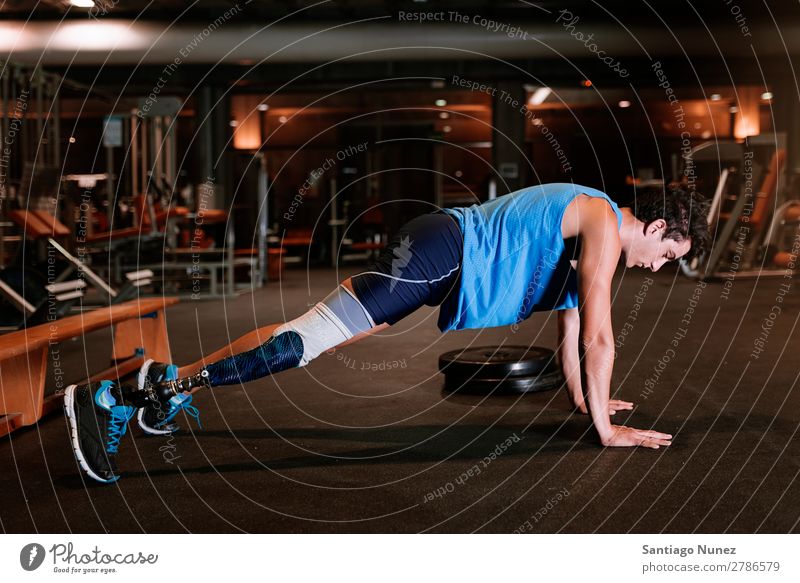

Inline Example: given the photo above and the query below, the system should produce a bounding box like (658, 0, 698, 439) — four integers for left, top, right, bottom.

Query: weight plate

(443, 367, 565, 395)
(439, 345, 556, 379)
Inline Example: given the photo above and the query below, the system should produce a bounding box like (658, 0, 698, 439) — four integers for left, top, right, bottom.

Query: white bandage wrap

(274, 303, 353, 366)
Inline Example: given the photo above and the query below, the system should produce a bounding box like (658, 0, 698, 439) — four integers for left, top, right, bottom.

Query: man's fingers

(635, 429, 673, 440)
(640, 437, 672, 448)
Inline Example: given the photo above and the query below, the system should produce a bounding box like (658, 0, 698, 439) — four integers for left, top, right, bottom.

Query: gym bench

(0, 297, 178, 437)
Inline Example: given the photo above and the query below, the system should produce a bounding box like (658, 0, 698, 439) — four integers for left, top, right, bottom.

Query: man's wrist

(594, 421, 614, 443)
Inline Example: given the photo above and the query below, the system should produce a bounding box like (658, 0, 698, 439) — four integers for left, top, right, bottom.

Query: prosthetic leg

(133, 285, 375, 408)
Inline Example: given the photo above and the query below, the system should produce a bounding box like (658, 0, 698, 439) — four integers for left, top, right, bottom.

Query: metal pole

(106, 143, 114, 227)
(131, 115, 139, 196)
(35, 68, 43, 163)
(330, 177, 337, 267)
(141, 116, 149, 198)
(153, 115, 163, 194)
(256, 152, 268, 284)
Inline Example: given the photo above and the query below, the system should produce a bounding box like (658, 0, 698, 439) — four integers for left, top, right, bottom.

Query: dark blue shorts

(351, 212, 463, 328)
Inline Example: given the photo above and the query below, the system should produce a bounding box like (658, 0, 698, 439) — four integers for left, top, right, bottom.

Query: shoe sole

(64, 384, 118, 484)
(136, 359, 174, 436)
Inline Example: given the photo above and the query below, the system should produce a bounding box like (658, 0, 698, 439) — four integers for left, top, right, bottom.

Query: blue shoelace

(160, 396, 202, 430)
(106, 407, 134, 454)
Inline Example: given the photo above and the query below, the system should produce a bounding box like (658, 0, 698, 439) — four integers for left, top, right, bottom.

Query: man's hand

(599, 425, 672, 449)
(568, 392, 633, 416)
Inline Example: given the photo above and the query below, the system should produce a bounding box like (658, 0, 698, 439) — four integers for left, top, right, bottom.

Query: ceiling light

(69, 137, 76, 143)
(532, 118, 543, 126)
(528, 87, 552, 106)
(439, 112, 449, 119)
(229, 120, 239, 127)
(710, 93, 722, 101)
(257, 103, 269, 111)
(729, 106, 739, 113)
(761, 91, 773, 100)
(455, 170, 463, 178)
(279, 116, 288, 123)
(618, 100, 631, 108)
(435, 99, 447, 107)
(443, 125, 452, 133)
(581, 79, 592, 87)
(70, 0, 95, 7)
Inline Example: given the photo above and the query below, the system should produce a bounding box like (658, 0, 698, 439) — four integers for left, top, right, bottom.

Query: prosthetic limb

(136, 285, 375, 406)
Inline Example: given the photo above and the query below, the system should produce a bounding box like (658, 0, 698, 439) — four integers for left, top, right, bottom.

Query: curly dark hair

(632, 188, 711, 261)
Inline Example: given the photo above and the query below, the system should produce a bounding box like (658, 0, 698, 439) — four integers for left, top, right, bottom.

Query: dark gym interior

(1, 1, 798, 534)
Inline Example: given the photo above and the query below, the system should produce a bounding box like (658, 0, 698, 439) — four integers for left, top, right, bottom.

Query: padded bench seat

(0, 297, 178, 437)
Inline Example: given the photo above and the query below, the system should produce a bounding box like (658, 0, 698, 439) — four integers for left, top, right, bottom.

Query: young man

(64, 183, 709, 484)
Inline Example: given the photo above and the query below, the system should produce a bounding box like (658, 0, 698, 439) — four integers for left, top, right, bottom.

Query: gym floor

(1, 266, 798, 533)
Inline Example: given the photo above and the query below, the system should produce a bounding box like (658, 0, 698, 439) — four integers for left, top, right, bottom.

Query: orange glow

(231, 95, 263, 150)
(733, 87, 760, 140)
(581, 79, 592, 87)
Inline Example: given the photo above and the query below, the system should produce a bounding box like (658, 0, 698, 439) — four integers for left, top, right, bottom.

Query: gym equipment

(439, 345, 565, 395)
(440, 345, 556, 378)
(679, 137, 789, 279)
(443, 368, 565, 395)
(0, 266, 85, 330)
(0, 210, 153, 329)
(0, 296, 178, 437)
(762, 200, 800, 267)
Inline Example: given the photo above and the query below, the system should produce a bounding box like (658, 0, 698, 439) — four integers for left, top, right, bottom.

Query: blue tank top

(439, 183, 622, 331)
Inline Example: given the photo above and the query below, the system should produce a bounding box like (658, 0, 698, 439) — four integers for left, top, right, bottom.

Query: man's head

(623, 188, 710, 271)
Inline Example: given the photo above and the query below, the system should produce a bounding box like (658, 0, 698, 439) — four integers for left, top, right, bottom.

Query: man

(64, 183, 709, 484)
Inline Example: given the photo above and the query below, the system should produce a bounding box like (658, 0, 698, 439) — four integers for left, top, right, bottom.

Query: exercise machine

(680, 136, 788, 279)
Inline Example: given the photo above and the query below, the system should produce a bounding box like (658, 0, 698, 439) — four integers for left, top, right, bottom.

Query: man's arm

(557, 308, 584, 411)
(558, 308, 633, 415)
(576, 201, 671, 448)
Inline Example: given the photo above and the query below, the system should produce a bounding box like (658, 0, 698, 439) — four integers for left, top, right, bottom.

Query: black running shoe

(64, 381, 136, 484)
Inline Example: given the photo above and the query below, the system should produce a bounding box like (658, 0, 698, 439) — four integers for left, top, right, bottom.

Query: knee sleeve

(275, 285, 375, 365)
(194, 285, 376, 388)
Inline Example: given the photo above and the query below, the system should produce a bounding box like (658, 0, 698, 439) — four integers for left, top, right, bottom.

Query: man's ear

(646, 219, 666, 236)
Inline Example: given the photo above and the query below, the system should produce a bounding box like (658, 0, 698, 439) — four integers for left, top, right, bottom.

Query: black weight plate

(439, 345, 555, 379)
(443, 368, 565, 395)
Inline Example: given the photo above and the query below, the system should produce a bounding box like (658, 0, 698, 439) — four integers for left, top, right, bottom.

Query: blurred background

(0, 0, 796, 299)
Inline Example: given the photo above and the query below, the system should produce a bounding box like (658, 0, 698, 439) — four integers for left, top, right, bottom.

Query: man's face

(625, 219, 692, 271)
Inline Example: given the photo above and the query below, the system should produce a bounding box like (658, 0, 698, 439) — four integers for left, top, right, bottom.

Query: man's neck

(618, 207, 641, 256)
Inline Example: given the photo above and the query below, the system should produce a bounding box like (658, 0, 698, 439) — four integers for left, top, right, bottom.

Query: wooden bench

(0, 297, 178, 437)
